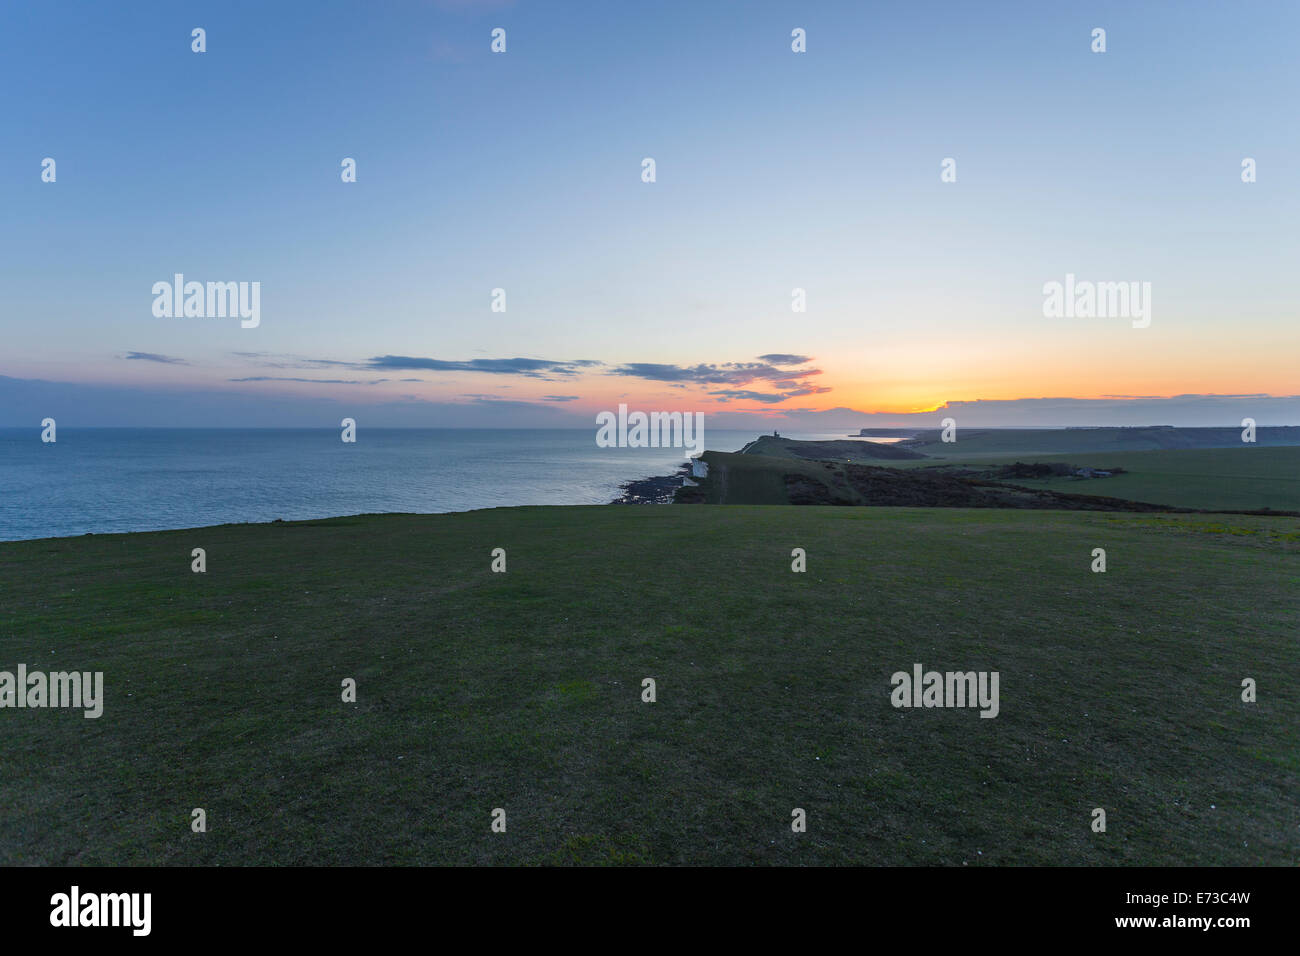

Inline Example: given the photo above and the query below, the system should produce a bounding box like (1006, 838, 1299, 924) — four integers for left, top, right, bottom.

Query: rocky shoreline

(609, 462, 694, 504)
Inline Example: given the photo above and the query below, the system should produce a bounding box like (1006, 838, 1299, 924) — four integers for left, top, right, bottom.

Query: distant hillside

(740, 435, 926, 461)
(685, 440, 1300, 513)
(679, 450, 1181, 511)
(907, 445, 1300, 512)
(891, 425, 1300, 457)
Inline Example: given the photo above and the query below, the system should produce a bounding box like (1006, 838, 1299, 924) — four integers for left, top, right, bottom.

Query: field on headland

(2, 506, 1296, 865)
(930, 446, 1300, 513)
(721, 436, 1300, 512)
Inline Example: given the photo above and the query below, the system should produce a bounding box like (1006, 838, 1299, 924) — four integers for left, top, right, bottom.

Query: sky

(1, 0, 1298, 428)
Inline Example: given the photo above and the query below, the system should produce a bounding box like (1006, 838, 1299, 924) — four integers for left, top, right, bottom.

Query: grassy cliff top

(2, 505, 1296, 864)
(715, 438, 1300, 512)
(741, 435, 927, 461)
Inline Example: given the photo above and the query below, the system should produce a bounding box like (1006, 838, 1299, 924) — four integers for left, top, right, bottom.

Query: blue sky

(1, 0, 1297, 427)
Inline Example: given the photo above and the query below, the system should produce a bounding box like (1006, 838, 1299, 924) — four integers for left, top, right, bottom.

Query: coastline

(609, 461, 693, 504)
(0, 428, 770, 540)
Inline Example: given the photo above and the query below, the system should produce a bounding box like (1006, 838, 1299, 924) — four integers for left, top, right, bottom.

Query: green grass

(690, 449, 822, 503)
(741, 435, 926, 461)
(889, 446, 1300, 512)
(2, 506, 1297, 865)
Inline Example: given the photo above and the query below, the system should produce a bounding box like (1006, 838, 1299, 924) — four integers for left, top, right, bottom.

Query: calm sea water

(0, 428, 861, 541)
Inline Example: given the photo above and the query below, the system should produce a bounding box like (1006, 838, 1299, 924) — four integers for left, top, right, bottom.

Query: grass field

(729, 438, 1300, 513)
(690, 448, 1191, 510)
(2, 506, 1296, 865)
(888, 447, 1300, 513)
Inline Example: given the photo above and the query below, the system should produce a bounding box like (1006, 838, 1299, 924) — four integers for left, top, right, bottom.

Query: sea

(0, 428, 880, 541)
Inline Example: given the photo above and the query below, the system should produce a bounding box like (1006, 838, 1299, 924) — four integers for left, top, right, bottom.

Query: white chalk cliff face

(691, 459, 709, 479)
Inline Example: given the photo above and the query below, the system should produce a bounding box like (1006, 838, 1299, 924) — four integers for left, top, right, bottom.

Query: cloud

(604, 354, 828, 405)
(5, 373, 1299, 430)
(365, 355, 599, 378)
(229, 351, 360, 370)
(229, 377, 389, 385)
(0, 375, 590, 428)
(1102, 392, 1271, 401)
(231, 352, 826, 402)
(123, 351, 188, 365)
(708, 381, 832, 404)
(226, 351, 825, 404)
(708, 389, 792, 404)
(609, 357, 821, 387)
(460, 394, 577, 412)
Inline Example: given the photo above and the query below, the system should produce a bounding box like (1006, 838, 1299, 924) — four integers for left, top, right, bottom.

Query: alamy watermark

(596, 404, 704, 457)
(890, 664, 999, 718)
(1, 665, 103, 718)
(50, 886, 150, 936)
(1042, 273, 1150, 328)
(152, 274, 260, 328)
